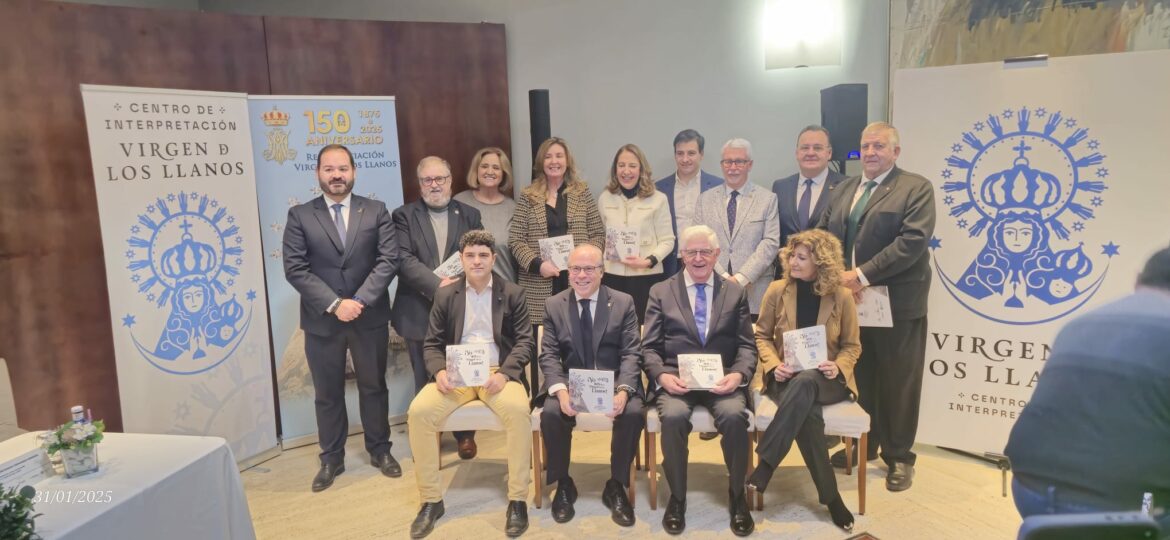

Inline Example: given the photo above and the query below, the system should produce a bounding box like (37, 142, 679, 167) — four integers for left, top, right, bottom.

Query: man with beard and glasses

(283, 144, 401, 492)
(392, 156, 484, 458)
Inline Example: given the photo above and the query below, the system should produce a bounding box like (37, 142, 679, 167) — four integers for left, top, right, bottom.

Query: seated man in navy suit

(539, 244, 643, 527)
(642, 225, 757, 536)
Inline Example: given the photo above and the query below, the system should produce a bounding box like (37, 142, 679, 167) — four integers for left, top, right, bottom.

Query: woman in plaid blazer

(509, 137, 605, 326)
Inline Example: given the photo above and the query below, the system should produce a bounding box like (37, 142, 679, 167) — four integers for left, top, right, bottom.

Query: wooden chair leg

(648, 432, 658, 510)
(628, 460, 636, 508)
(636, 441, 643, 471)
(532, 432, 543, 509)
(858, 433, 868, 515)
(844, 436, 854, 476)
(753, 431, 763, 511)
(746, 429, 757, 510)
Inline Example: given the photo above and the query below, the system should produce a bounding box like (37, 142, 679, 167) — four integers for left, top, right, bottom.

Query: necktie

(331, 203, 347, 248)
(726, 190, 739, 235)
(693, 283, 707, 346)
(798, 179, 813, 229)
(579, 299, 595, 369)
(844, 181, 877, 268)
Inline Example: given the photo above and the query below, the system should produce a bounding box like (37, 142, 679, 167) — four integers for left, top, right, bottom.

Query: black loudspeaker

(528, 89, 551, 168)
(820, 84, 868, 167)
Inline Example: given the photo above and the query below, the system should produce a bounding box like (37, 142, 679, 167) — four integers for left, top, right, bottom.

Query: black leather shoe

(410, 501, 445, 538)
(699, 431, 718, 441)
(311, 462, 344, 492)
(662, 496, 686, 535)
(729, 490, 755, 537)
(550, 477, 577, 523)
(886, 462, 915, 491)
(601, 479, 635, 527)
(830, 446, 878, 468)
(505, 500, 529, 537)
(827, 495, 854, 531)
(371, 452, 402, 478)
(457, 434, 478, 460)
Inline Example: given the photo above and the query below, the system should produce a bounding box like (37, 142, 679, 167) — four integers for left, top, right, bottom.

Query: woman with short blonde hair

(454, 147, 518, 282)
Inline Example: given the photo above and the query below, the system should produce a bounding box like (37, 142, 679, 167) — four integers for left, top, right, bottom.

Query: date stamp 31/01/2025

(32, 489, 114, 504)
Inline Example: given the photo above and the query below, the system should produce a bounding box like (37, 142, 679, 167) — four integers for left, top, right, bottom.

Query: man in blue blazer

(283, 144, 401, 491)
(772, 125, 846, 253)
(655, 129, 722, 277)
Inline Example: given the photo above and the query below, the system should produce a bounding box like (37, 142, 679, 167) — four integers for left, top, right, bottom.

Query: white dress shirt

(325, 193, 352, 228)
(673, 171, 702, 240)
(799, 167, 831, 215)
(460, 277, 500, 367)
(683, 272, 716, 342)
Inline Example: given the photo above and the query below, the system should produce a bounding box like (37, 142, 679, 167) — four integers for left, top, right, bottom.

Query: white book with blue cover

(538, 234, 574, 269)
(433, 252, 463, 278)
(568, 368, 613, 413)
(857, 285, 893, 327)
(445, 343, 490, 387)
(782, 325, 828, 372)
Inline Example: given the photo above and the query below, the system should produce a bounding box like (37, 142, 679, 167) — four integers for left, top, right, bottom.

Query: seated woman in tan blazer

(747, 229, 860, 532)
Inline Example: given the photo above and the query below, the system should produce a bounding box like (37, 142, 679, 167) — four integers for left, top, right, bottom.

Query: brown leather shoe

(458, 436, 477, 460)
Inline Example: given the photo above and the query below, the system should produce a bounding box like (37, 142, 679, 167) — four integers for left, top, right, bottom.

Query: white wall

(199, 0, 890, 192)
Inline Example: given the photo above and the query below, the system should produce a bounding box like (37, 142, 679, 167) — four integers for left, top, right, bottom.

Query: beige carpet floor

(242, 424, 1022, 539)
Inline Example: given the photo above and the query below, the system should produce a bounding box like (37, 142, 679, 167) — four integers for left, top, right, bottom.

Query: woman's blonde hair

(779, 229, 845, 296)
(523, 137, 584, 202)
(604, 144, 655, 198)
(465, 147, 513, 192)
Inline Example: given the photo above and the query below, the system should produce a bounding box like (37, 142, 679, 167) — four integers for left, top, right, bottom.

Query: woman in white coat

(597, 143, 675, 324)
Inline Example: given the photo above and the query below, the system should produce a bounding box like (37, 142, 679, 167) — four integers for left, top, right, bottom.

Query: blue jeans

(1013, 477, 1169, 538)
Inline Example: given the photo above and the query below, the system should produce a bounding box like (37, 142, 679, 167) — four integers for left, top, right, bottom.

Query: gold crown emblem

(262, 107, 289, 127)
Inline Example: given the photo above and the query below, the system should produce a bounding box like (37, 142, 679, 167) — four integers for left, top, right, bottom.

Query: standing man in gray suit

(391, 156, 483, 459)
(283, 144, 401, 492)
(817, 122, 936, 492)
(691, 138, 780, 318)
(655, 129, 722, 277)
(642, 225, 757, 536)
(772, 125, 846, 257)
(539, 244, 643, 527)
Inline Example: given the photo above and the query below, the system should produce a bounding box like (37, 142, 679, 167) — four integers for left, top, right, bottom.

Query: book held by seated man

(605, 226, 639, 262)
(781, 325, 827, 372)
(678, 354, 724, 390)
(568, 368, 614, 414)
(433, 252, 463, 278)
(538, 234, 574, 270)
(445, 343, 491, 387)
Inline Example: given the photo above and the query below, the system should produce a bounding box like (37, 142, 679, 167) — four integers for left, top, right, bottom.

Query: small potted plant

(42, 418, 105, 478)
(0, 484, 39, 539)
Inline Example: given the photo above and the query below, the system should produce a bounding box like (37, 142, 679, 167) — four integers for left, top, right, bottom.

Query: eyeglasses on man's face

(420, 175, 450, 186)
(719, 159, 751, 167)
(682, 248, 715, 258)
(568, 265, 602, 275)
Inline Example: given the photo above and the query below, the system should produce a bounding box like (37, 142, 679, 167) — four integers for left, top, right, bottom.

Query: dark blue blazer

(655, 170, 722, 276)
(771, 169, 846, 249)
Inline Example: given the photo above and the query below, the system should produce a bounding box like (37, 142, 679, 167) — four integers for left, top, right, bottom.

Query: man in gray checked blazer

(691, 138, 781, 317)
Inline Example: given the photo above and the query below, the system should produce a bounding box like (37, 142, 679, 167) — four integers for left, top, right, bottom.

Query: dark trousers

(755, 369, 850, 504)
(408, 338, 472, 441)
(855, 316, 927, 466)
(305, 323, 390, 465)
(656, 390, 750, 498)
(541, 392, 645, 487)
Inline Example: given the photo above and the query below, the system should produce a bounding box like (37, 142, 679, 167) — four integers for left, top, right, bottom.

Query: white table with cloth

(0, 432, 255, 540)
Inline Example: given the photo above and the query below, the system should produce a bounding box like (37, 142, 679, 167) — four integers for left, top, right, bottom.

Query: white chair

(434, 400, 504, 469)
(751, 390, 870, 513)
(643, 405, 757, 510)
(529, 410, 636, 509)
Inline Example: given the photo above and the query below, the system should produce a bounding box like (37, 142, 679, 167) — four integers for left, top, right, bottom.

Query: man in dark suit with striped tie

(772, 125, 846, 271)
(538, 244, 643, 527)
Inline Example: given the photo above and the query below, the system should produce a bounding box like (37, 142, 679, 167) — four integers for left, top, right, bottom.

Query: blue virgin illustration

(122, 192, 255, 374)
(932, 107, 1116, 325)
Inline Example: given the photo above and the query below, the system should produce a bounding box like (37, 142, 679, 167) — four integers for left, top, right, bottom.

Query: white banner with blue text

(81, 85, 278, 463)
(247, 96, 406, 448)
(893, 50, 1170, 453)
